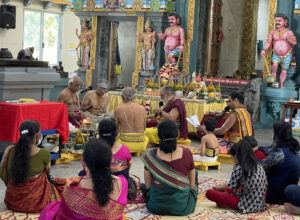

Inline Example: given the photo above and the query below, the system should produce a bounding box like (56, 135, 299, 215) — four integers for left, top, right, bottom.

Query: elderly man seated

(145, 86, 191, 146)
(113, 87, 149, 154)
(81, 80, 109, 123)
(57, 75, 85, 128)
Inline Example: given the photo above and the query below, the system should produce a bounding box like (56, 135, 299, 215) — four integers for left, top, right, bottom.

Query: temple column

(239, 0, 259, 79)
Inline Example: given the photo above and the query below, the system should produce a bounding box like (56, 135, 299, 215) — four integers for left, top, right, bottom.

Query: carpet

(0, 178, 299, 220)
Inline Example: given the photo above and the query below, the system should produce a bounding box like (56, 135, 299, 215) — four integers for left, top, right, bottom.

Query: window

(23, 10, 61, 65)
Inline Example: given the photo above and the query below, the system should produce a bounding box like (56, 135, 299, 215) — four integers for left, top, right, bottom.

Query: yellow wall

(0, 0, 80, 73)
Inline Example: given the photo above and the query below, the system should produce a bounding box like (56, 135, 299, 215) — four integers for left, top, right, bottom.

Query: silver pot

(272, 82, 279, 88)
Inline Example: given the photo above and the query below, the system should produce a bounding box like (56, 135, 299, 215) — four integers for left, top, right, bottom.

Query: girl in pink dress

(98, 118, 132, 179)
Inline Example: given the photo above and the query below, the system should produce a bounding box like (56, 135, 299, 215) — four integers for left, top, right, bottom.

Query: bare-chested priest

(81, 80, 110, 122)
(113, 87, 149, 153)
(145, 86, 191, 146)
(57, 75, 84, 128)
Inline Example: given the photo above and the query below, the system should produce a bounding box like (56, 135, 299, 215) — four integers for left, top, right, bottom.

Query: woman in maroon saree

(39, 139, 128, 220)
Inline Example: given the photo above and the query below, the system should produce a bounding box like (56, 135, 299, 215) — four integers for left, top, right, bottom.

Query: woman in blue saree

(141, 120, 198, 216)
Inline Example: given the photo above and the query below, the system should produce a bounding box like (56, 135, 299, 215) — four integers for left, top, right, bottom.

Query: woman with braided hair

(39, 138, 128, 219)
(0, 120, 64, 212)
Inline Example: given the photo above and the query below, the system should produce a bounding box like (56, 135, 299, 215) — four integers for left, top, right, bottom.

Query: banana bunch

(18, 98, 36, 103)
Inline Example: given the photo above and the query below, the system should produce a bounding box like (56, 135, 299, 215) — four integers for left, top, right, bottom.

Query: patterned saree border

(141, 150, 189, 191)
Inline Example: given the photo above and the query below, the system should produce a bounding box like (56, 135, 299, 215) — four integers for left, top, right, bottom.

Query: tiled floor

(0, 129, 275, 212)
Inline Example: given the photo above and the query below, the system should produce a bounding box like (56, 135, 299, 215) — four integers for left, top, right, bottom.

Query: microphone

(224, 106, 230, 113)
(80, 86, 93, 94)
(155, 101, 164, 117)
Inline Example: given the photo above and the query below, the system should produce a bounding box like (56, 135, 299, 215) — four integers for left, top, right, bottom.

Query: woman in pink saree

(39, 139, 128, 220)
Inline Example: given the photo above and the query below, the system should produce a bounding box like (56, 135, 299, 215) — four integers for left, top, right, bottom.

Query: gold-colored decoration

(262, 0, 277, 78)
(86, 0, 95, 11)
(132, 16, 144, 89)
(182, 0, 195, 74)
(86, 16, 97, 88)
(86, 69, 92, 87)
(239, 0, 259, 79)
(132, 0, 142, 11)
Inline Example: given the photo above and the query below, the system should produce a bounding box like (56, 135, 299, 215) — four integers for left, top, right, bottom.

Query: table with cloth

(0, 101, 69, 144)
(107, 91, 227, 133)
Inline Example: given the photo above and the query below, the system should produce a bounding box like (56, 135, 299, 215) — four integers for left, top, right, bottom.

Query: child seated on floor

(243, 136, 266, 160)
(193, 117, 219, 163)
(206, 139, 267, 214)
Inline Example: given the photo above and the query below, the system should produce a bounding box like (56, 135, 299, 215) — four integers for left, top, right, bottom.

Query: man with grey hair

(81, 79, 110, 120)
(113, 87, 149, 153)
(145, 85, 190, 146)
(57, 75, 85, 128)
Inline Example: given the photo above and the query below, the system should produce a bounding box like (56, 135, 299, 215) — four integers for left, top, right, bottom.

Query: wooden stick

(264, 56, 271, 75)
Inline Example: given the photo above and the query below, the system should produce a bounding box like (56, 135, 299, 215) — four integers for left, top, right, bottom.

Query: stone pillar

(196, 0, 209, 75)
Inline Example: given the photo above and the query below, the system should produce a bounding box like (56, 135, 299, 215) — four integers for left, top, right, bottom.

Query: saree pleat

(5, 171, 52, 213)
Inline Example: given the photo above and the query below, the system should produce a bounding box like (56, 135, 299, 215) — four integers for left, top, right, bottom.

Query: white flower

(21, 129, 29, 135)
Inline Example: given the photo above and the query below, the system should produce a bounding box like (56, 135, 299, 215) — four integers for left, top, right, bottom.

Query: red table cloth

(0, 101, 69, 144)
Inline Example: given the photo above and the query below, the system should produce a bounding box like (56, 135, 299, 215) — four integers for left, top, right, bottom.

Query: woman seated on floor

(206, 139, 267, 213)
(284, 184, 300, 215)
(99, 118, 132, 179)
(141, 120, 198, 216)
(39, 139, 128, 220)
(253, 121, 300, 205)
(0, 120, 64, 213)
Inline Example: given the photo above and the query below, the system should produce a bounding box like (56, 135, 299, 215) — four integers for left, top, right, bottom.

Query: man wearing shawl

(145, 86, 191, 146)
(198, 92, 253, 146)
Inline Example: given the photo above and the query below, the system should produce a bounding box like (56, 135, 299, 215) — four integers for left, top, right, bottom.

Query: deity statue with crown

(136, 18, 156, 73)
(158, 12, 185, 82)
(76, 20, 92, 69)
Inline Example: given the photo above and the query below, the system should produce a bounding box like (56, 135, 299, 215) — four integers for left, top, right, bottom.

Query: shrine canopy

(72, 0, 174, 11)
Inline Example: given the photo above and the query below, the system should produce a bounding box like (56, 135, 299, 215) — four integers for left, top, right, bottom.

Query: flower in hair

(102, 133, 112, 136)
(21, 129, 29, 135)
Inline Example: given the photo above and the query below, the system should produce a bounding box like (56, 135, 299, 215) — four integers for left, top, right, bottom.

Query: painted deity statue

(261, 13, 297, 88)
(102, 0, 125, 9)
(136, 18, 156, 72)
(76, 21, 92, 69)
(158, 13, 185, 65)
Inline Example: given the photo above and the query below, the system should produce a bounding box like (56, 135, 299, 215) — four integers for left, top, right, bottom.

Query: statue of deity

(76, 20, 92, 69)
(136, 18, 156, 72)
(158, 12, 185, 65)
(102, 0, 125, 9)
(260, 13, 297, 88)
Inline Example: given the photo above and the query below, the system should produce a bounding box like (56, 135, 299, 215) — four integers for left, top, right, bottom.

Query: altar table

(0, 101, 69, 144)
(107, 92, 227, 133)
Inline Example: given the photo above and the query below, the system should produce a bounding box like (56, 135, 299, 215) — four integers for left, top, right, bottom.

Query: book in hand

(186, 115, 200, 128)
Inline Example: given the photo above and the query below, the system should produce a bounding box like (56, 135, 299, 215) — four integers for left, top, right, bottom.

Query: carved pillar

(204, 0, 222, 76)
(132, 16, 144, 89)
(240, 0, 259, 79)
(86, 15, 97, 88)
(262, 0, 277, 78)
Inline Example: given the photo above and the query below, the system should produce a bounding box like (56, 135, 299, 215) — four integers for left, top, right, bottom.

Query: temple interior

(1, 0, 300, 219)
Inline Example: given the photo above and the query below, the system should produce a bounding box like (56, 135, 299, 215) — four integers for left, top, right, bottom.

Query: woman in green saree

(141, 120, 198, 216)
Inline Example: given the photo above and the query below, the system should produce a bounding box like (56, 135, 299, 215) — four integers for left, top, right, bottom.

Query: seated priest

(197, 92, 253, 148)
(57, 75, 85, 128)
(113, 87, 149, 153)
(81, 80, 110, 123)
(145, 86, 191, 146)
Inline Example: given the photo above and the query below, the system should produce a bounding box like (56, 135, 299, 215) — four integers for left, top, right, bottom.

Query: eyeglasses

(99, 87, 108, 91)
